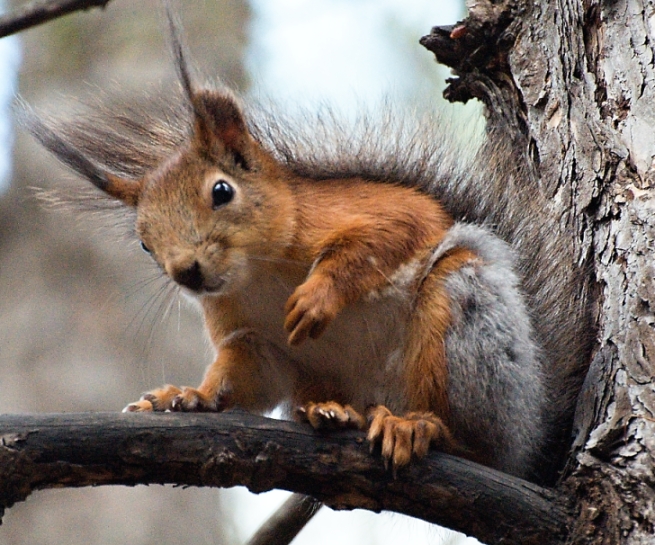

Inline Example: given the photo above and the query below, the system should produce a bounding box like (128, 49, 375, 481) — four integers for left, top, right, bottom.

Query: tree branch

(0, 0, 113, 38)
(247, 493, 322, 545)
(0, 411, 570, 545)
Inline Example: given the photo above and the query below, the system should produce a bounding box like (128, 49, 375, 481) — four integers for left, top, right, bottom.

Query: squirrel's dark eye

(140, 241, 151, 254)
(212, 180, 234, 209)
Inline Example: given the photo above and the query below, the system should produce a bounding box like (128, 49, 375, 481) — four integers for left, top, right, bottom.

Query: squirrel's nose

(169, 260, 204, 291)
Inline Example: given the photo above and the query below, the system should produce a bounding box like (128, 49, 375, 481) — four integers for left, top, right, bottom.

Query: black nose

(173, 261, 204, 291)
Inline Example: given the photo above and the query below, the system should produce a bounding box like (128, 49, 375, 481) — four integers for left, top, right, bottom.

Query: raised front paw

(297, 401, 367, 430)
(284, 275, 344, 346)
(366, 406, 455, 475)
(123, 384, 233, 413)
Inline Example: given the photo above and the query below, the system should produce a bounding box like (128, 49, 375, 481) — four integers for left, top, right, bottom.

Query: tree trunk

(423, 0, 655, 543)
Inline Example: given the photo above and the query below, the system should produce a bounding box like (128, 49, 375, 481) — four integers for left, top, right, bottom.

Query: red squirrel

(23, 16, 590, 484)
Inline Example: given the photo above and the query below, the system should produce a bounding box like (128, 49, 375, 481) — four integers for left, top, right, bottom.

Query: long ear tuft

(16, 102, 142, 206)
(164, 1, 195, 105)
(163, 3, 252, 168)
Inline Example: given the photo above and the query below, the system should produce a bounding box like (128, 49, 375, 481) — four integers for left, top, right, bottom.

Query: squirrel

(22, 13, 591, 489)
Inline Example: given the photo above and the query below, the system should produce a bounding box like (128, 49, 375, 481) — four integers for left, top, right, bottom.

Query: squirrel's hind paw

(366, 406, 455, 475)
(297, 401, 367, 430)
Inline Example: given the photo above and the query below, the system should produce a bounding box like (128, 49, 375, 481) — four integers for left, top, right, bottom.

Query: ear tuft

(17, 103, 141, 206)
(163, 4, 253, 168)
(164, 1, 195, 105)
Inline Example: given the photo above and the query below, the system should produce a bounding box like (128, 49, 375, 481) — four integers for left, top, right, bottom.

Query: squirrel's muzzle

(168, 260, 204, 292)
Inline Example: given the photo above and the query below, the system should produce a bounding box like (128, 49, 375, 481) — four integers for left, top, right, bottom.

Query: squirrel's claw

(297, 401, 367, 430)
(123, 385, 182, 412)
(170, 386, 231, 412)
(366, 406, 455, 476)
(122, 399, 154, 413)
(123, 384, 231, 413)
(284, 275, 342, 345)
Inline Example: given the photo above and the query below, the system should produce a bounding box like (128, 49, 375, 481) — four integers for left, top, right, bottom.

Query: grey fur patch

(433, 223, 546, 478)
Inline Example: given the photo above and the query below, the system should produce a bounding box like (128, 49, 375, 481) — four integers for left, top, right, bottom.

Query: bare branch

(0, 411, 571, 545)
(246, 494, 322, 545)
(0, 0, 113, 38)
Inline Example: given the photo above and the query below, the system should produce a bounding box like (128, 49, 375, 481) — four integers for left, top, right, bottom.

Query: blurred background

(0, 0, 483, 543)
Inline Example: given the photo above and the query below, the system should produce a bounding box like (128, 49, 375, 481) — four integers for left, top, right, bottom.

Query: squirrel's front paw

(297, 401, 367, 430)
(123, 385, 183, 412)
(123, 384, 232, 413)
(366, 406, 455, 475)
(284, 275, 344, 345)
(171, 386, 233, 412)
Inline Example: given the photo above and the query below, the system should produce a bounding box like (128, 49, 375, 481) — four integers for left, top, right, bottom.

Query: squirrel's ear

(191, 91, 252, 166)
(100, 174, 142, 207)
(19, 106, 142, 206)
(166, 5, 252, 167)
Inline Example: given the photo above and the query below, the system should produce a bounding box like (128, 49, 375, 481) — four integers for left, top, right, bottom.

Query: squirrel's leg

(367, 247, 478, 471)
(124, 330, 292, 413)
(285, 222, 429, 346)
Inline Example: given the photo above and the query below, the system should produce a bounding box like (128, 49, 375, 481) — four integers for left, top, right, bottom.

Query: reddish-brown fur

(404, 247, 479, 418)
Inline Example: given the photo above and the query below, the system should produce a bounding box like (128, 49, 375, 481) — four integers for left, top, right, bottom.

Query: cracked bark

(423, 0, 655, 543)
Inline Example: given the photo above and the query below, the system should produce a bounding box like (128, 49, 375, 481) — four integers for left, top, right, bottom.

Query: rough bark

(0, 412, 569, 545)
(422, 1, 655, 543)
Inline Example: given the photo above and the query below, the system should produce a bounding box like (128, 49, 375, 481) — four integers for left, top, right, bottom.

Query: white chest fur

(218, 261, 414, 413)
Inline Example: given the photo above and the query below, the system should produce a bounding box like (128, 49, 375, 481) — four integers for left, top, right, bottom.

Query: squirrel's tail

(453, 135, 593, 481)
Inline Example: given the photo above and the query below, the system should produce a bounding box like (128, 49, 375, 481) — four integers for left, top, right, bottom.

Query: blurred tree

(1, 2, 249, 545)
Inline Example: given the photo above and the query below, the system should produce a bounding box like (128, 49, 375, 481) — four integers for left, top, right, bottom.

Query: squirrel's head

(131, 88, 295, 296)
(133, 91, 286, 293)
(23, 9, 295, 297)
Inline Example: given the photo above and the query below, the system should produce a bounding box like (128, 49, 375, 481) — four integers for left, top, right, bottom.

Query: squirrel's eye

(140, 241, 151, 254)
(212, 180, 234, 209)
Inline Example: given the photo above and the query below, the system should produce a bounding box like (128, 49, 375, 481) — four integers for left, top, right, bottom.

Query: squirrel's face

(26, 70, 298, 295)
(134, 150, 293, 297)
